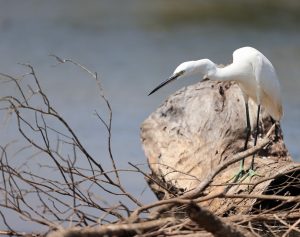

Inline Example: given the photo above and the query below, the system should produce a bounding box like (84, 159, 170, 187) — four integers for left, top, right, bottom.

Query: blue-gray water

(0, 0, 300, 232)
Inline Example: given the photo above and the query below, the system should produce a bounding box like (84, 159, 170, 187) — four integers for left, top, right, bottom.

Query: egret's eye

(172, 70, 185, 79)
(178, 70, 185, 76)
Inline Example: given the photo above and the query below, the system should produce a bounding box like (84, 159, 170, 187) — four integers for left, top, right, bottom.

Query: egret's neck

(209, 64, 241, 81)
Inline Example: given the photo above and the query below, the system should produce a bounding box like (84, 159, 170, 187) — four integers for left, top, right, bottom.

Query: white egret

(149, 46, 282, 179)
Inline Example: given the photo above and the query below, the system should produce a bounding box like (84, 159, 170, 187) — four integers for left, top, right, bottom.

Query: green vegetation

(154, 0, 300, 28)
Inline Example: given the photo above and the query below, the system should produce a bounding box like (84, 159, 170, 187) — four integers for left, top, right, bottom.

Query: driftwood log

(141, 80, 300, 215)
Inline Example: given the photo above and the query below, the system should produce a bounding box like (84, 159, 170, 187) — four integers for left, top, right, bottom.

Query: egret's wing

(252, 53, 283, 120)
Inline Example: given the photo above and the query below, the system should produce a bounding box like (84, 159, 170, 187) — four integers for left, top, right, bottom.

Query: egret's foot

(243, 168, 264, 180)
(225, 168, 246, 193)
(226, 168, 263, 185)
(243, 168, 264, 192)
(227, 168, 246, 184)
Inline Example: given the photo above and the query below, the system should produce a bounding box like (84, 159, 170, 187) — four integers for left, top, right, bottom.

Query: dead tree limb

(48, 217, 175, 237)
(187, 202, 252, 237)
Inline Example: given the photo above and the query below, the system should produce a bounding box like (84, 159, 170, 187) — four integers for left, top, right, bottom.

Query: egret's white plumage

(150, 46, 282, 121)
(149, 46, 283, 175)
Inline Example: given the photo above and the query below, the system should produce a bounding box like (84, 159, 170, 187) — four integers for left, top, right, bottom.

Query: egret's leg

(244, 102, 252, 150)
(250, 104, 261, 171)
(227, 102, 251, 184)
(240, 102, 251, 172)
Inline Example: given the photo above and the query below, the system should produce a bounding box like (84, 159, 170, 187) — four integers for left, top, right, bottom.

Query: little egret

(148, 46, 282, 179)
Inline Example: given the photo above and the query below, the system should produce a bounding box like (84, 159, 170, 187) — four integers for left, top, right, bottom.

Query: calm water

(0, 0, 300, 232)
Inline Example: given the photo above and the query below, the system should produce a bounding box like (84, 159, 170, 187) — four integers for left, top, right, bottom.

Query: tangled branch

(0, 59, 143, 235)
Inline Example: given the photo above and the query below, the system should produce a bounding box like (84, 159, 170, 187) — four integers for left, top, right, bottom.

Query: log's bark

(141, 80, 299, 213)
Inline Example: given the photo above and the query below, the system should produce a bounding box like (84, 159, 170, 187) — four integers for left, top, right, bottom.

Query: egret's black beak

(148, 71, 184, 96)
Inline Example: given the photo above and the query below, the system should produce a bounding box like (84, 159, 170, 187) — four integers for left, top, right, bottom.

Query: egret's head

(172, 59, 215, 79)
(148, 59, 215, 96)
(172, 61, 197, 79)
